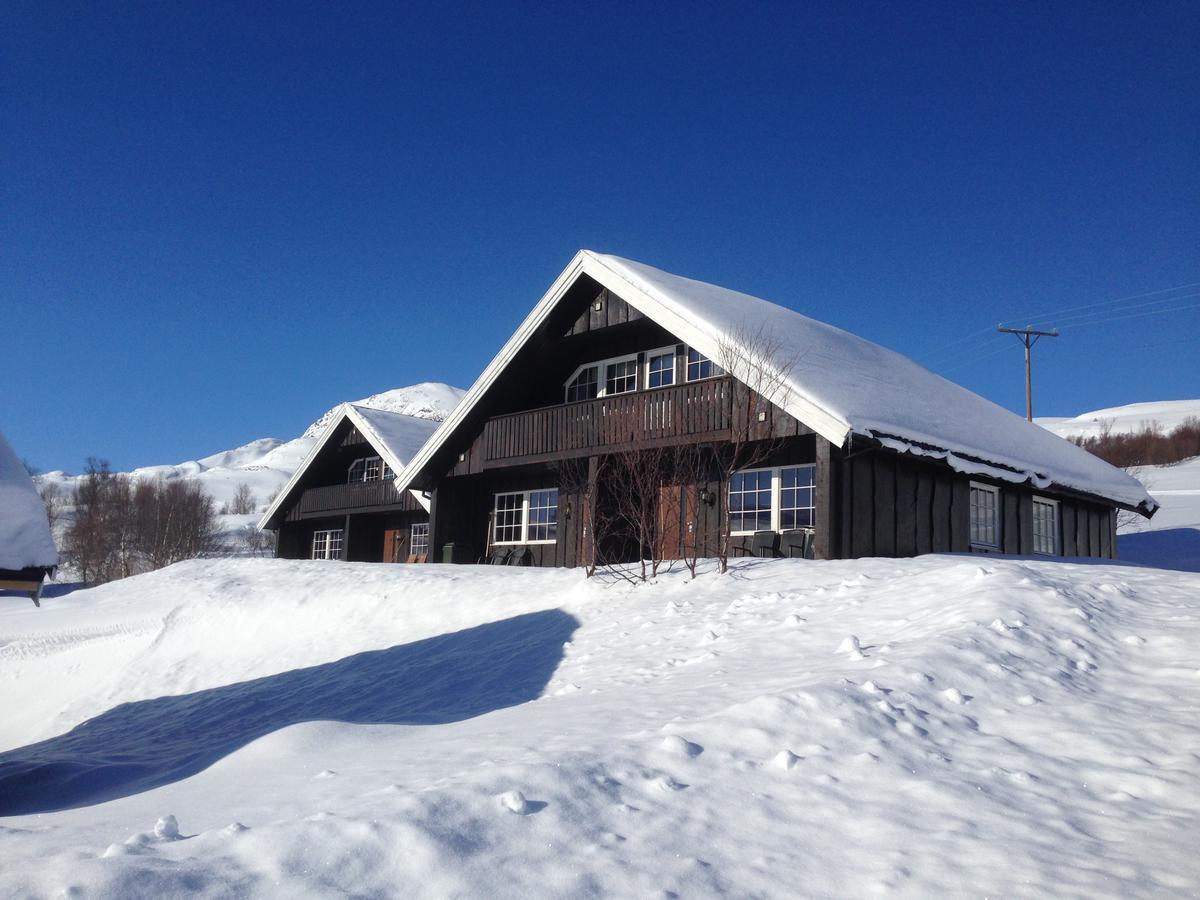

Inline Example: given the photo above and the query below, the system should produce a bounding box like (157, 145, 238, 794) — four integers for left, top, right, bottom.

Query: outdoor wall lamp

(699, 487, 716, 506)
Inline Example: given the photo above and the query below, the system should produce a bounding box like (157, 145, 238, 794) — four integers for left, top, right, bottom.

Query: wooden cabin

(0, 431, 58, 605)
(258, 404, 438, 563)
(392, 251, 1157, 567)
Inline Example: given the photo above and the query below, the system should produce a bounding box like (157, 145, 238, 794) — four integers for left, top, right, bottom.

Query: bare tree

(38, 480, 66, 533)
(222, 482, 257, 515)
(239, 523, 277, 557)
(707, 324, 799, 573)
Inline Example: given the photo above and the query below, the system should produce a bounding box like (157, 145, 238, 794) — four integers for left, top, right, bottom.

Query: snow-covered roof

(396, 250, 1157, 515)
(257, 404, 441, 530)
(0, 431, 58, 571)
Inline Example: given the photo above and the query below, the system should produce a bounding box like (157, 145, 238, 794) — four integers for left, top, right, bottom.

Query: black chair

(734, 530, 781, 558)
(478, 547, 512, 565)
(781, 529, 814, 559)
(506, 547, 533, 566)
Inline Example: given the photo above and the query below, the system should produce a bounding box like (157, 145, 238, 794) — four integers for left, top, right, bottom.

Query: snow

(2, 555, 1199, 897)
(1038, 399, 1200, 440)
(399, 251, 1155, 515)
(0, 431, 57, 571)
(349, 404, 441, 473)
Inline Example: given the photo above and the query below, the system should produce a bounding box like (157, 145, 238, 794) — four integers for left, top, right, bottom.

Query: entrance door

(382, 528, 406, 564)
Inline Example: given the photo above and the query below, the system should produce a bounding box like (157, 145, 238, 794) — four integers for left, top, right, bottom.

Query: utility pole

(997, 325, 1059, 421)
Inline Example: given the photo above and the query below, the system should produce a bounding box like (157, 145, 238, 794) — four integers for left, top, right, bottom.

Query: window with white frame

(410, 522, 429, 558)
(645, 347, 676, 389)
(729, 465, 815, 534)
(969, 482, 1000, 550)
(1032, 497, 1059, 555)
(686, 348, 718, 381)
(311, 528, 344, 560)
(492, 489, 558, 545)
(348, 456, 393, 483)
(605, 358, 637, 395)
(566, 365, 599, 402)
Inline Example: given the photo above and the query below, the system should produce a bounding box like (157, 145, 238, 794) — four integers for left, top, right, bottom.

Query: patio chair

(734, 530, 781, 558)
(781, 529, 814, 559)
(479, 547, 512, 565)
(506, 547, 533, 566)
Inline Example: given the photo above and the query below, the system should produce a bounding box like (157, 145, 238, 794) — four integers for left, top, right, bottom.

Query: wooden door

(382, 529, 406, 564)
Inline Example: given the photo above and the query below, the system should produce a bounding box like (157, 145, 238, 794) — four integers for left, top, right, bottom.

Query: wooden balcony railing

(297, 479, 404, 515)
(481, 376, 733, 465)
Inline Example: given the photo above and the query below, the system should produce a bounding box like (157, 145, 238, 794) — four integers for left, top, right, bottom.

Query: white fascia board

(393, 250, 592, 493)
(256, 403, 353, 531)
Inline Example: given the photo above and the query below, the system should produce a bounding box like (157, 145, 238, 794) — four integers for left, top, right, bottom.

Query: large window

(729, 465, 815, 534)
(349, 456, 394, 483)
(646, 348, 676, 389)
(410, 523, 429, 558)
(312, 528, 344, 560)
(969, 483, 1000, 550)
(492, 489, 559, 545)
(687, 349, 718, 381)
(1032, 497, 1059, 555)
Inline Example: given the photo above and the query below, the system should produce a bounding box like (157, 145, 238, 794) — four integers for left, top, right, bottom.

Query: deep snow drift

(1, 556, 1198, 898)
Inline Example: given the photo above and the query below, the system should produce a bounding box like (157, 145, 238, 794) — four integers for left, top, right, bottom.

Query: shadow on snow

(0, 608, 579, 816)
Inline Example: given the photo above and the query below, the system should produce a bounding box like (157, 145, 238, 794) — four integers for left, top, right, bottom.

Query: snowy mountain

(36, 383, 465, 516)
(1, 556, 1198, 896)
(1036, 399, 1200, 440)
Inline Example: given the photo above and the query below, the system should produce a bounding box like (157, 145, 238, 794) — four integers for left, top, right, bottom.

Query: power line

(1001, 279, 1200, 327)
(997, 326, 1059, 421)
(1053, 299, 1200, 329)
(1021, 290, 1200, 330)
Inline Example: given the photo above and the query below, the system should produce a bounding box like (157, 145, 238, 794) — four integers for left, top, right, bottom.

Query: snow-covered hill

(0, 557, 1198, 897)
(34, 383, 464, 542)
(1037, 399, 1200, 440)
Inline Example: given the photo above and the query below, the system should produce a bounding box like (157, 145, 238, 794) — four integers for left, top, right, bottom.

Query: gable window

(410, 522, 429, 558)
(493, 489, 558, 545)
(349, 456, 394, 483)
(646, 348, 676, 389)
(1032, 497, 1059, 555)
(969, 482, 1000, 550)
(687, 349, 718, 381)
(729, 465, 815, 534)
(312, 528, 344, 560)
(566, 365, 599, 403)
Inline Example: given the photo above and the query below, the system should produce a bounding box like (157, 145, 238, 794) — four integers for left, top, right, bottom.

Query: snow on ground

(1037, 399, 1200, 440)
(2, 556, 1199, 898)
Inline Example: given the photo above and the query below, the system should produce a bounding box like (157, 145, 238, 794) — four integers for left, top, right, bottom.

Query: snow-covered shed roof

(0, 431, 58, 571)
(257, 404, 440, 530)
(396, 251, 1157, 515)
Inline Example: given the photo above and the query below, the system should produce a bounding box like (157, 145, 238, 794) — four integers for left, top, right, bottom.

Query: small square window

(687, 349, 717, 381)
(647, 350, 675, 389)
(605, 359, 637, 395)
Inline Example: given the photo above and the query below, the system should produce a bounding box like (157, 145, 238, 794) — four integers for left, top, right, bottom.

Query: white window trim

(492, 489, 558, 545)
(969, 481, 1001, 551)
(729, 464, 816, 536)
(564, 353, 639, 403)
(348, 455, 393, 483)
(685, 346, 721, 383)
(1032, 496, 1060, 556)
(643, 345, 677, 390)
(311, 528, 344, 560)
(410, 522, 429, 557)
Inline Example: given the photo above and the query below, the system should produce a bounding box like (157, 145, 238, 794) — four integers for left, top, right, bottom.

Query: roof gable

(257, 404, 439, 530)
(0, 431, 58, 571)
(395, 251, 1157, 515)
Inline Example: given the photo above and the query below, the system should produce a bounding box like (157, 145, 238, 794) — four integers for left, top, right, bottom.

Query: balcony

(296, 480, 405, 516)
(481, 376, 733, 466)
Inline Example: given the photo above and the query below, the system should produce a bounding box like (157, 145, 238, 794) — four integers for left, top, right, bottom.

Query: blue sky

(3, 1, 1197, 472)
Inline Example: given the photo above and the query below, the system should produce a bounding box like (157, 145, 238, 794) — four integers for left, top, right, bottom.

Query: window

(687, 348, 718, 381)
(969, 483, 1000, 550)
(1032, 498, 1059, 556)
(311, 528, 344, 560)
(646, 348, 676, 389)
(780, 465, 816, 529)
(410, 523, 429, 558)
(605, 359, 637, 395)
(566, 365, 599, 403)
(348, 456, 393, 483)
(729, 465, 815, 534)
(493, 489, 559, 545)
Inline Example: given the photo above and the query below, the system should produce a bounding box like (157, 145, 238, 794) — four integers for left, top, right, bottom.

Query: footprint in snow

(652, 775, 688, 792)
(314, 769, 337, 779)
(784, 614, 806, 627)
(660, 734, 703, 758)
(771, 750, 801, 771)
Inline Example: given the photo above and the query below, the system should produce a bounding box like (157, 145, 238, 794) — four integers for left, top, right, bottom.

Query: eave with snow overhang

(258, 403, 435, 532)
(396, 250, 1157, 518)
(0, 431, 58, 606)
